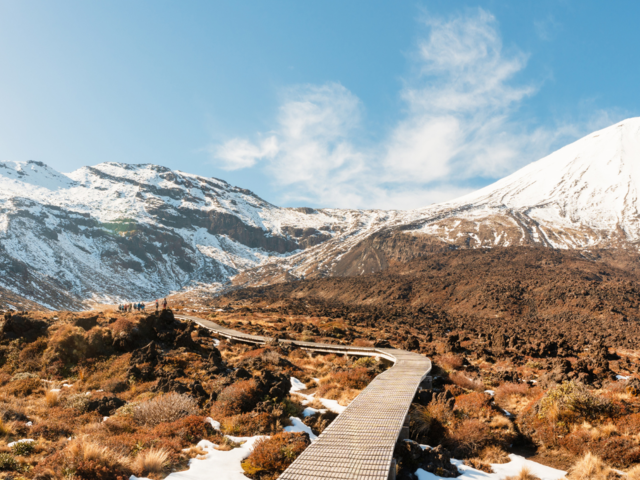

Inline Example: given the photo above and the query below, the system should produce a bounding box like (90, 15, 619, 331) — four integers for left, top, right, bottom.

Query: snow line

(176, 314, 432, 480)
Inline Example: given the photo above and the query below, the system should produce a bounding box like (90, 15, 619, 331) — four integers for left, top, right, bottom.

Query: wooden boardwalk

(176, 314, 432, 480)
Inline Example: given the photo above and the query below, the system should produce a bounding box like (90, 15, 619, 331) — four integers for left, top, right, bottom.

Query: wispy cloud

(534, 15, 561, 41)
(208, 8, 613, 210)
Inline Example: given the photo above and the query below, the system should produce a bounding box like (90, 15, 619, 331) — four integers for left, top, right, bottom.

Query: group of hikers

(118, 302, 145, 312)
(117, 298, 168, 313)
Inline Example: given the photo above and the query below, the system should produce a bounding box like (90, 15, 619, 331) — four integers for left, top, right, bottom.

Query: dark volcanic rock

(86, 396, 126, 416)
(72, 315, 98, 331)
(0, 315, 47, 342)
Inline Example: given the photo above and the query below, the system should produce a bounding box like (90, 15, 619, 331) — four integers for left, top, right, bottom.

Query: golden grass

(627, 464, 640, 480)
(45, 389, 60, 407)
(66, 437, 130, 471)
(184, 445, 207, 459)
(133, 448, 170, 474)
(481, 445, 510, 464)
(505, 467, 541, 480)
(0, 419, 13, 437)
(567, 452, 611, 480)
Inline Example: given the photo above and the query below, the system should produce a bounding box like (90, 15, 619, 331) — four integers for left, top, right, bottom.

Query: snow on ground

(415, 455, 566, 480)
(131, 436, 264, 480)
(8, 439, 34, 447)
(285, 417, 318, 441)
(290, 376, 348, 414)
(290, 377, 307, 392)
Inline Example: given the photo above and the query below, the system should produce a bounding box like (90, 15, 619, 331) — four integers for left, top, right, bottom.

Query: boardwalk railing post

(388, 459, 397, 480)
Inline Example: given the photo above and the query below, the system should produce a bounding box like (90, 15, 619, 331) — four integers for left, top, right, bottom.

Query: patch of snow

(415, 454, 566, 480)
(130, 435, 264, 480)
(616, 375, 630, 381)
(205, 417, 221, 431)
(8, 439, 35, 447)
(484, 390, 495, 396)
(302, 407, 325, 417)
(290, 377, 307, 393)
(284, 417, 318, 442)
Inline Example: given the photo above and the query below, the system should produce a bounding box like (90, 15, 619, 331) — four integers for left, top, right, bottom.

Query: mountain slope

(4, 118, 640, 309)
(230, 118, 640, 287)
(0, 161, 403, 308)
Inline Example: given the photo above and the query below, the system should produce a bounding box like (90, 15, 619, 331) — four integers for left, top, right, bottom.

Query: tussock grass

(133, 447, 170, 474)
(567, 452, 611, 480)
(134, 393, 199, 427)
(45, 389, 60, 407)
(506, 467, 540, 480)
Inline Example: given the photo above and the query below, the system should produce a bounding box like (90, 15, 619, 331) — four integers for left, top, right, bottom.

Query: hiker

(155, 299, 159, 312)
(162, 298, 167, 309)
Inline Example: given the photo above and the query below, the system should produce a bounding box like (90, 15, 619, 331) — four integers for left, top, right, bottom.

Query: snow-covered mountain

(230, 117, 640, 287)
(3, 118, 640, 309)
(0, 161, 411, 309)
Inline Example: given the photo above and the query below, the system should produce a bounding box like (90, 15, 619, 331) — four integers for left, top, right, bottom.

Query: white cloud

(208, 9, 613, 209)
(212, 136, 278, 170)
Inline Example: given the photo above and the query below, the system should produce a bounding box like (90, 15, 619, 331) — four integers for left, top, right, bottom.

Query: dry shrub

(185, 444, 207, 458)
(450, 372, 484, 392)
(464, 457, 492, 473)
(628, 464, 640, 480)
(539, 381, 614, 421)
(455, 392, 493, 418)
(45, 390, 60, 407)
(438, 354, 464, 371)
(495, 382, 531, 404)
(567, 452, 611, 480)
(506, 467, 540, 480)
(134, 393, 198, 427)
(133, 448, 170, 475)
(428, 396, 455, 427)
(0, 419, 12, 437)
(44, 324, 88, 363)
(221, 412, 281, 436)
(616, 412, 640, 435)
(332, 367, 373, 390)
(30, 420, 73, 441)
(64, 437, 132, 479)
(241, 432, 310, 480)
(110, 318, 135, 335)
(446, 419, 492, 458)
(152, 415, 217, 447)
(5, 377, 43, 397)
(211, 379, 260, 418)
(481, 445, 510, 464)
(84, 327, 113, 357)
(561, 429, 640, 468)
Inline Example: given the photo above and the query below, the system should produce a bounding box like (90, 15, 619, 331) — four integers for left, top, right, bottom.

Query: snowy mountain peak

(447, 117, 640, 237)
(0, 160, 77, 192)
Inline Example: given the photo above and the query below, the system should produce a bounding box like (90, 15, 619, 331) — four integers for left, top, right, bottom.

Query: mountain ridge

(3, 118, 640, 309)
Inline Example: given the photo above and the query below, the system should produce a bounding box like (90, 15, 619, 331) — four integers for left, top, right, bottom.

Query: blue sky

(0, 1, 637, 209)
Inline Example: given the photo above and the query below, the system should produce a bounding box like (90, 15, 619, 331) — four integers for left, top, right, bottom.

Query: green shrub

(0, 452, 18, 470)
(11, 440, 35, 456)
(539, 381, 614, 420)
